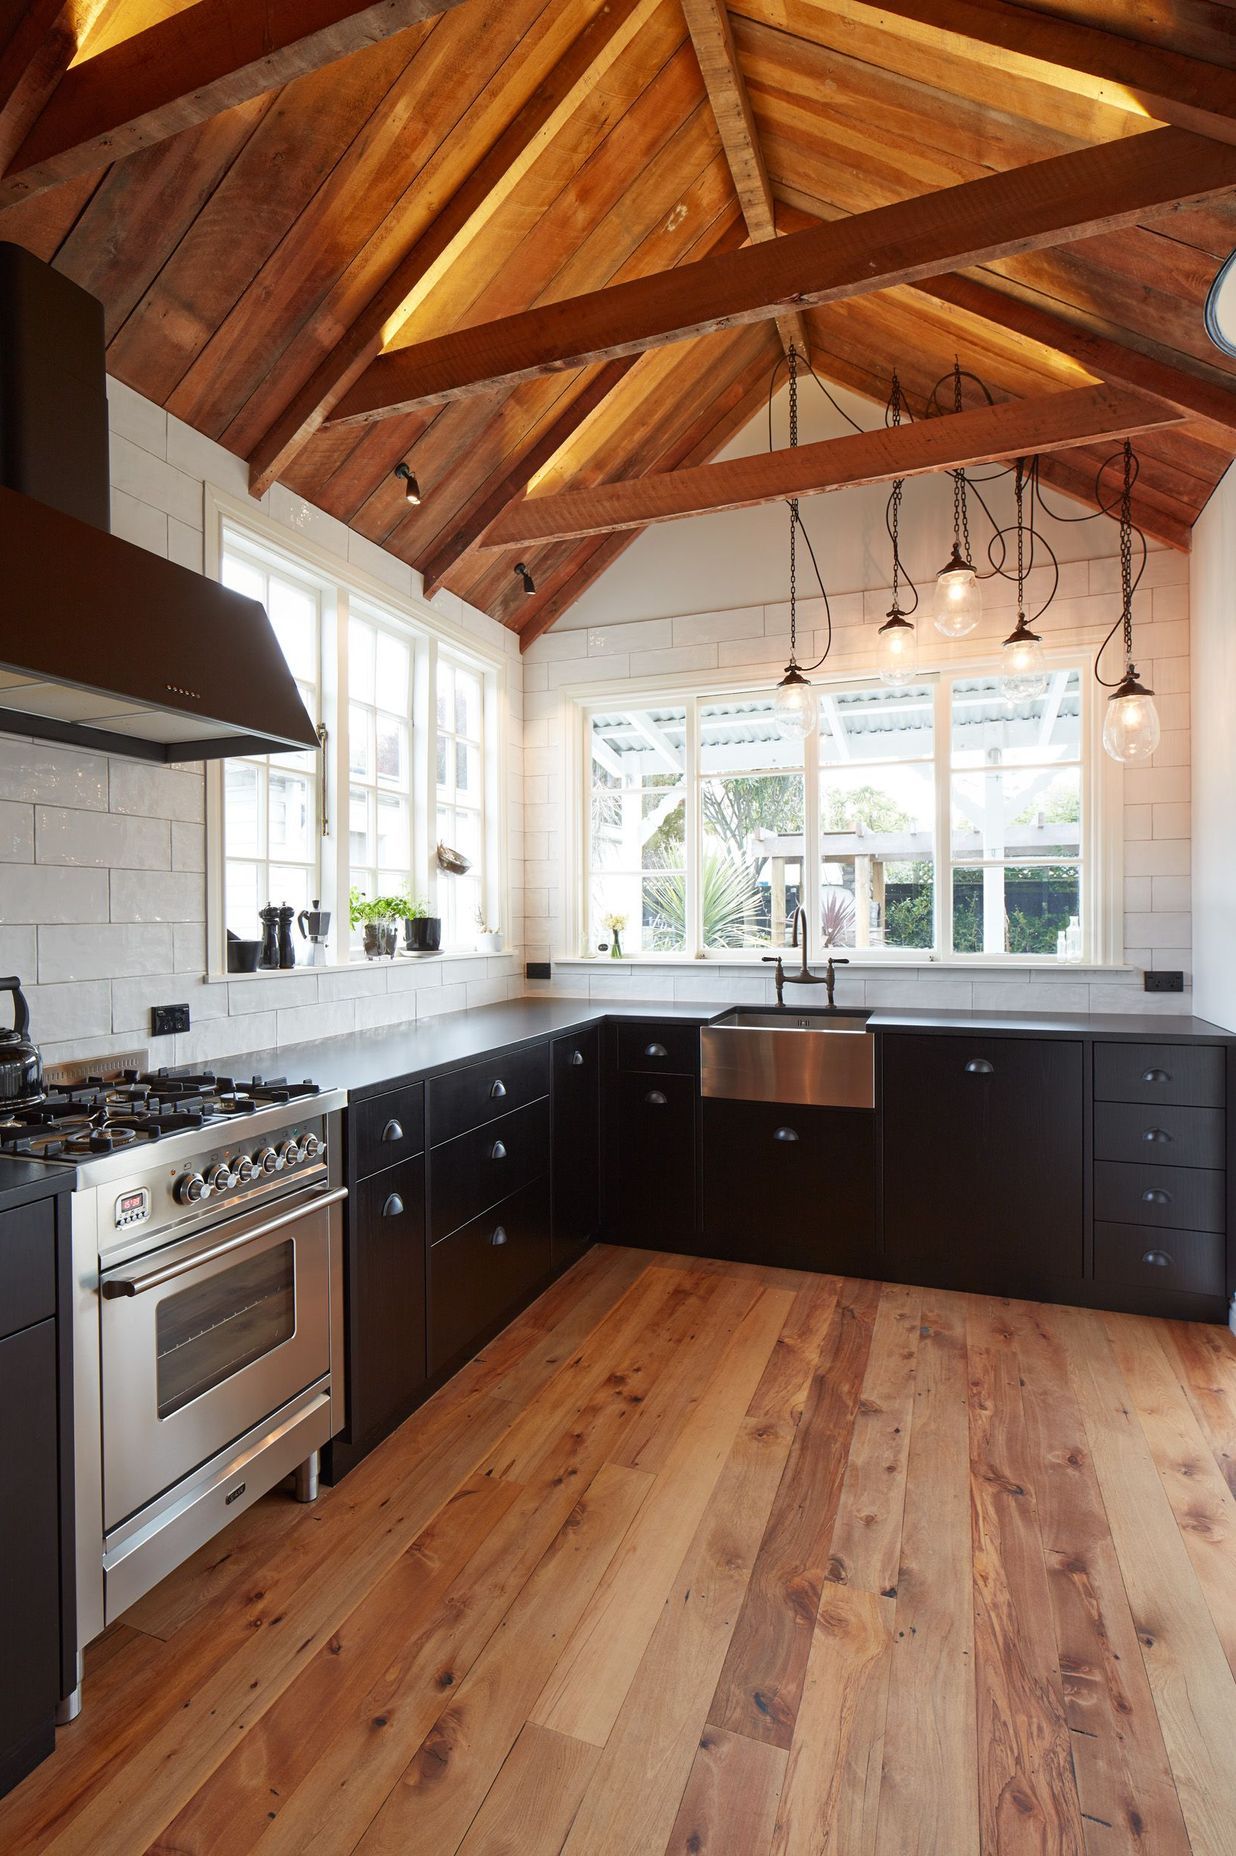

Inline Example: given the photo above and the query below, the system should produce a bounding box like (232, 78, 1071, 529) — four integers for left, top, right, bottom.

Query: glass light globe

(773, 664, 817, 739)
(1002, 615, 1048, 700)
(932, 544, 981, 639)
(877, 609, 916, 684)
(1103, 671, 1161, 763)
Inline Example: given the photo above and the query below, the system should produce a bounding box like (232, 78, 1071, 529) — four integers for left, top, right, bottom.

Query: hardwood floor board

(531, 1287, 795, 1747)
(122, 1475, 308, 1642)
(468, 1244, 650, 1405)
(454, 1723, 600, 1856)
(876, 1293, 980, 1856)
(826, 1282, 921, 1599)
(1161, 1318, 1236, 1499)
(1059, 1304, 1236, 1856)
(709, 1275, 880, 1747)
(662, 1725, 787, 1856)
(352, 1462, 653, 1855)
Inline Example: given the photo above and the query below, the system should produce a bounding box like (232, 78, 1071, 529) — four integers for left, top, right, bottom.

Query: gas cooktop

(0, 1069, 325, 1162)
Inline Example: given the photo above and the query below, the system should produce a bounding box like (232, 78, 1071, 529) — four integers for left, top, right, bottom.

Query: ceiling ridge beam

(481, 383, 1183, 547)
(817, 0, 1236, 145)
(245, 0, 661, 499)
(679, 0, 809, 358)
(325, 126, 1236, 423)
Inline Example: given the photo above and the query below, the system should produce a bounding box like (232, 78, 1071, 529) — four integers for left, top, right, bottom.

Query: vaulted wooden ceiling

(1, 0, 1234, 648)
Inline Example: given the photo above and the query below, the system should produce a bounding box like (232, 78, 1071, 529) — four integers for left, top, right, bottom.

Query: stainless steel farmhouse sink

(700, 1008, 875, 1109)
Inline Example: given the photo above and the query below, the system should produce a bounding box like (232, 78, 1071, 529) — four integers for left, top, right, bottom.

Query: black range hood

(0, 242, 319, 764)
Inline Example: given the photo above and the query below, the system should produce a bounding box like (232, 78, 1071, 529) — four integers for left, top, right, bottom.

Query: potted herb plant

(349, 887, 402, 959)
(475, 910, 503, 955)
(404, 898, 442, 953)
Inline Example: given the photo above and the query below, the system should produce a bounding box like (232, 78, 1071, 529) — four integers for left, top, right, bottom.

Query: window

(214, 520, 503, 968)
(579, 665, 1099, 963)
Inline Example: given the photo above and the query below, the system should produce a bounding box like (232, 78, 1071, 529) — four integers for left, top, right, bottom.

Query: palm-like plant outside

(644, 850, 761, 950)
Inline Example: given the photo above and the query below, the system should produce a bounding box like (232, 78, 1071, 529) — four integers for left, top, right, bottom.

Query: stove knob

(301, 1133, 322, 1163)
(279, 1139, 301, 1169)
(175, 1171, 209, 1205)
(255, 1146, 279, 1175)
(207, 1163, 235, 1195)
(234, 1155, 256, 1184)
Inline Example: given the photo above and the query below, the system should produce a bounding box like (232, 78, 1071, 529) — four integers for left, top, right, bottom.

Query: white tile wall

(0, 379, 525, 1068)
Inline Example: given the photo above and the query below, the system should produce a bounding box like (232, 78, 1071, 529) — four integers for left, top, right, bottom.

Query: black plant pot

(404, 915, 442, 953)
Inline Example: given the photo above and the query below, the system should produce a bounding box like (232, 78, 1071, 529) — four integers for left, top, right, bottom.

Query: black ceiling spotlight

(514, 561, 536, 596)
(393, 461, 421, 506)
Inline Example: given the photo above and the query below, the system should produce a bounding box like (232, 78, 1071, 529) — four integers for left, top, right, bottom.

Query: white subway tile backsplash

(0, 802, 33, 861)
(37, 807, 170, 869)
(171, 821, 206, 872)
(109, 760, 204, 823)
(25, 981, 112, 1044)
(111, 868, 205, 923)
(227, 973, 320, 1014)
(0, 739, 108, 809)
(110, 487, 167, 556)
(39, 923, 175, 983)
(0, 865, 109, 924)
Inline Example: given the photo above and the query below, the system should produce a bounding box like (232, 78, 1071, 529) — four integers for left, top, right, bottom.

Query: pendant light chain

(1015, 456, 1027, 615)
(1120, 436, 1135, 671)
(890, 369, 905, 610)
(950, 359, 973, 566)
(788, 342, 799, 662)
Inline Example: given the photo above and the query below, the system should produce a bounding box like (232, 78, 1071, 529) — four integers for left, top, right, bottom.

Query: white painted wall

(1191, 463, 1236, 1031)
(0, 380, 526, 1068)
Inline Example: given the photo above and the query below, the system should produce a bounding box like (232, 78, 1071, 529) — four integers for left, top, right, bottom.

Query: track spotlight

(515, 562, 536, 596)
(394, 462, 421, 506)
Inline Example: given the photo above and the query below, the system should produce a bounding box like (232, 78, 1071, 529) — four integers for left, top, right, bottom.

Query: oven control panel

(173, 1130, 325, 1207)
(114, 1187, 151, 1229)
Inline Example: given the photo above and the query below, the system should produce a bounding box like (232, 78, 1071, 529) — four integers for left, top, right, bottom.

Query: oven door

(100, 1187, 344, 1530)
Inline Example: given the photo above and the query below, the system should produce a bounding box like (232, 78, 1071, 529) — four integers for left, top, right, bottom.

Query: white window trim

(203, 487, 509, 978)
(563, 648, 1125, 970)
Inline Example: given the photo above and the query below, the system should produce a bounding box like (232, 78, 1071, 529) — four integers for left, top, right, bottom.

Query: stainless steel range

(0, 1063, 347, 1715)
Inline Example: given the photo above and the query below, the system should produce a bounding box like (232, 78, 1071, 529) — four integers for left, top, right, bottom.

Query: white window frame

(568, 653, 1122, 968)
(203, 489, 507, 976)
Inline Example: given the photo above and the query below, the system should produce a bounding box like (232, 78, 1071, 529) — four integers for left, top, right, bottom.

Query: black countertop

(204, 996, 1236, 1102)
(0, 1155, 75, 1212)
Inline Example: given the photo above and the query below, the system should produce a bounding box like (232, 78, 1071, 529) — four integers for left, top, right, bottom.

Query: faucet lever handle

(829, 956, 849, 965)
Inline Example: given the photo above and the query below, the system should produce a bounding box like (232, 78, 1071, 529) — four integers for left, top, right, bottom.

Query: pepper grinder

(257, 903, 280, 971)
(277, 903, 296, 969)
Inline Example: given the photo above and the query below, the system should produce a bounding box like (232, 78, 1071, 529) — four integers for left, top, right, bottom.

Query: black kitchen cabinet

(552, 1026, 601, 1270)
(607, 1068, 699, 1251)
(428, 1178, 552, 1377)
(703, 1097, 875, 1275)
(881, 1032, 1084, 1295)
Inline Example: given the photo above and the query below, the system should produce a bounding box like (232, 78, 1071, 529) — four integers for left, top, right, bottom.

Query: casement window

(580, 664, 1104, 964)
(211, 518, 502, 970)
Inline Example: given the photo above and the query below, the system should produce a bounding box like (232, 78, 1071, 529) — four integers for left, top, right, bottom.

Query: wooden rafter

(482, 383, 1183, 546)
(0, 0, 476, 207)
(246, 0, 662, 499)
(822, 0, 1236, 146)
(327, 127, 1236, 422)
(680, 0, 809, 359)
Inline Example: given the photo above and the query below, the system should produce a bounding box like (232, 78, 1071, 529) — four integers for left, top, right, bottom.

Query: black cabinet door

(347, 1156, 427, 1447)
(703, 1098, 875, 1276)
(0, 1318, 58, 1795)
(608, 1070, 698, 1251)
(428, 1179, 552, 1377)
(552, 1027, 601, 1270)
(882, 1033, 1084, 1292)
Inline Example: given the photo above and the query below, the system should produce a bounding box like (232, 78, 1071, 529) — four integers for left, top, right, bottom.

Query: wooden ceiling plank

(0, 0, 479, 206)
(680, 0, 809, 358)
(0, 0, 122, 172)
(327, 126, 1236, 422)
(815, 0, 1236, 146)
(483, 383, 1183, 546)
(246, 0, 663, 498)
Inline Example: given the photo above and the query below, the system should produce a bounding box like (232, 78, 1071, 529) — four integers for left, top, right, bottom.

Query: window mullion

(935, 677, 952, 960)
(685, 696, 701, 957)
(803, 730, 820, 961)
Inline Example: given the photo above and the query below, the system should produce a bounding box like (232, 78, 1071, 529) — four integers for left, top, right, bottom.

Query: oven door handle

(100, 1187, 349, 1299)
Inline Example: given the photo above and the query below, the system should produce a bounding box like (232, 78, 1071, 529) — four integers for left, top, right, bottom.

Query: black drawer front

(0, 1198, 55, 1343)
(430, 1097, 549, 1243)
(1094, 1101, 1226, 1170)
(1094, 1221, 1225, 1298)
(1093, 1160, 1225, 1233)
(703, 1097, 874, 1276)
(1094, 1042, 1225, 1109)
(349, 1157, 427, 1443)
(428, 1179, 551, 1376)
(428, 1042, 549, 1145)
(351, 1081, 425, 1180)
(615, 1020, 700, 1077)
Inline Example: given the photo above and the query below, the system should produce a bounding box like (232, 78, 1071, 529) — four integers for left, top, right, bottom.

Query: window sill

(550, 955, 1139, 978)
(208, 948, 522, 984)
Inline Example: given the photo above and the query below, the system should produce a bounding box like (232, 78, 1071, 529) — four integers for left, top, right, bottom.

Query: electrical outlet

(151, 1003, 190, 1037)
(1143, 970, 1184, 993)
(526, 960, 552, 980)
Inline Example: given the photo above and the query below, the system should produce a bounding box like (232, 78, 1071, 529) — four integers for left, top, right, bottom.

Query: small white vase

(476, 931, 503, 954)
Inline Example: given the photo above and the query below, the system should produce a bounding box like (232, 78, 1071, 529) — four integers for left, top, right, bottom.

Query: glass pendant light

(1001, 458, 1048, 700)
(773, 344, 818, 739)
(1100, 440, 1160, 763)
(933, 361, 981, 638)
(877, 423, 916, 683)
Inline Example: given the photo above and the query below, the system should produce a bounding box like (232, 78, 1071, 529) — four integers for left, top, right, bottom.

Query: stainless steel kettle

(0, 977, 44, 1111)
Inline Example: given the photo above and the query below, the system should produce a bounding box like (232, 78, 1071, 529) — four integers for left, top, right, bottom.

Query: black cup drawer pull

(382, 1193, 404, 1218)
(965, 1058, 994, 1075)
(1142, 1249, 1173, 1268)
(644, 1090, 668, 1105)
(381, 1118, 404, 1143)
(490, 1139, 507, 1161)
(490, 1078, 507, 1099)
(1141, 1068, 1171, 1085)
(490, 1225, 509, 1247)
(1142, 1188, 1172, 1205)
(644, 1042, 669, 1059)
(774, 1126, 799, 1142)
(1141, 1128, 1171, 1143)
(570, 1049, 585, 1066)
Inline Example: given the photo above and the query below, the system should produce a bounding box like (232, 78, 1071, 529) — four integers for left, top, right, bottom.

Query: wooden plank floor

(5, 1245, 1236, 1856)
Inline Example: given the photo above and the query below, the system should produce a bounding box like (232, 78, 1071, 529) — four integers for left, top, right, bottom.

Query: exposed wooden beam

(0, 0, 120, 172)
(0, 0, 475, 206)
(246, 0, 659, 499)
(484, 383, 1183, 546)
(824, 0, 1236, 146)
(679, 0, 809, 359)
(910, 271, 1236, 444)
(328, 127, 1236, 423)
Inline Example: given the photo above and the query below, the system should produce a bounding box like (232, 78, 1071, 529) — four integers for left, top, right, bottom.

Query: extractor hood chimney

(0, 243, 320, 763)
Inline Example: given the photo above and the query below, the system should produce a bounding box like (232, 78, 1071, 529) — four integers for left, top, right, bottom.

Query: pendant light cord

(1094, 439, 1144, 688)
(885, 370, 918, 616)
(788, 344, 799, 665)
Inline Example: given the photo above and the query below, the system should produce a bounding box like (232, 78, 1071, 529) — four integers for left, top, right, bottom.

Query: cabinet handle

(1142, 1249, 1172, 1267)
(644, 1090, 668, 1105)
(382, 1193, 404, 1218)
(1141, 1128, 1171, 1143)
(490, 1140, 507, 1161)
(490, 1079, 507, 1099)
(964, 1058, 994, 1075)
(381, 1118, 404, 1143)
(1141, 1068, 1171, 1084)
(570, 1049, 585, 1066)
(490, 1225, 509, 1247)
(773, 1126, 799, 1143)
(644, 1042, 669, 1059)
(1141, 1188, 1172, 1205)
